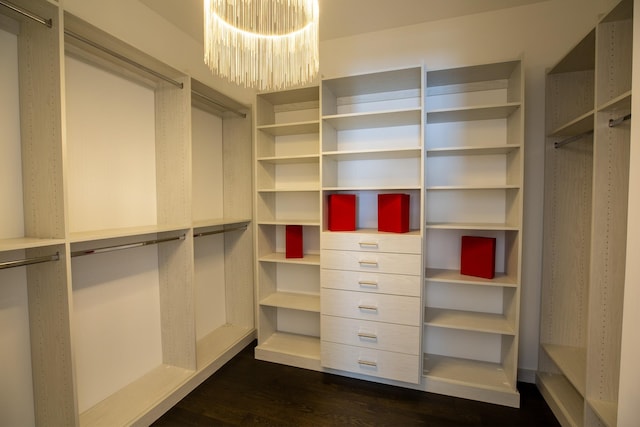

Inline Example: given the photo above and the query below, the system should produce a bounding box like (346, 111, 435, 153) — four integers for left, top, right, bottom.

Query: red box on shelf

(285, 225, 303, 258)
(378, 193, 410, 233)
(460, 236, 496, 279)
(328, 194, 356, 231)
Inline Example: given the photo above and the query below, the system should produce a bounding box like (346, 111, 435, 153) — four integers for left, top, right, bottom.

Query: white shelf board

(323, 185, 422, 192)
(79, 364, 193, 427)
(426, 184, 520, 191)
(426, 144, 520, 157)
(426, 61, 520, 88)
(257, 220, 320, 227)
(258, 86, 319, 106)
(255, 332, 321, 370)
(541, 344, 586, 396)
(423, 353, 514, 392)
(323, 147, 422, 161)
(193, 218, 251, 229)
(69, 224, 189, 243)
(426, 103, 520, 124)
(323, 108, 421, 130)
(425, 269, 518, 288)
(324, 228, 422, 237)
(0, 237, 66, 252)
(323, 67, 422, 97)
(426, 222, 520, 231)
(548, 110, 594, 137)
(257, 187, 320, 193)
(424, 307, 515, 335)
(257, 154, 320, 164)
(588, 398, 617, 427)
(196, 324, 254, 370)
(537, 372, 584, 427)
(257, 120, 320, 136)
(598, 90, 632, 112)
(259, 252, 321, 266)
(260, 292, 320, 312)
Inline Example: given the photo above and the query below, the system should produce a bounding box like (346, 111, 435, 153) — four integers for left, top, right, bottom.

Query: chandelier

(204, 0, 319, 91)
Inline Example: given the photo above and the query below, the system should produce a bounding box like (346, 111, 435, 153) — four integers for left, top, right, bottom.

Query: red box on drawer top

(328, 194, 356, 231)
(460, 236, 496, 279)
(377, 193, 410, 233)
(285, 225, 303, 258)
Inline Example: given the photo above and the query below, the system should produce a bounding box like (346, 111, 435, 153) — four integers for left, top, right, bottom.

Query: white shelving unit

(254, 86, 323, 370)
(538, 1, 633, 426)
(319, 66, 425, 385)
(0, 3, 254, 425)
(424, 59, 524, 408)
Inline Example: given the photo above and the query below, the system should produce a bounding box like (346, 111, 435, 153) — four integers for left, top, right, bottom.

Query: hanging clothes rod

(192, 90, 247, 119)
(554, 130, 594, 149)
(64, 29, 184, 89)
(0, 252, 60, 270)
(71, 234, 185, 258)
(0, 0, 52, 28)
(194, 225, 247, 238)
(609, 113, 631, 128)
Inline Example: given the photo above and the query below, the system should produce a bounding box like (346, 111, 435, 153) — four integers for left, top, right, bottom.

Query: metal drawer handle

(358, 280, 378, 287)
(358, 304, 378, 311)
(358, 260, 378, 267)
(358, 359, 377, 367)
(359, 241, 379, 248)
(357, 332, 378, 340)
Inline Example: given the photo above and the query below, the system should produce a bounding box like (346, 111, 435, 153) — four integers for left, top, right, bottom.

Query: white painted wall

(59, 0, 625, 383)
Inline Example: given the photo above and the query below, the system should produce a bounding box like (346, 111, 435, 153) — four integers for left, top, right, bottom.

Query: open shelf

(260, 292, 321, 313)
(257, 154, 320, 164)
(588, 398, 617, 427)
(323, 147, 421, 161)
(426, 222, 519, 231)
(255, 332, 321, 369)
(0, 237, 66, 252)
(537, 372, 584, 427)
(323, 108, 422, 130)
(257, 120, 320, 136)
(548, 110, 595, 137)
(196, 324, 254, 370)
(426, 103, 520, 124)
(259, 252, 321, 266)
(426, 144, 520, 157)
(541, 344, 586, 397)
(424, 307, 514, 335)
(425, 269, 518, 288)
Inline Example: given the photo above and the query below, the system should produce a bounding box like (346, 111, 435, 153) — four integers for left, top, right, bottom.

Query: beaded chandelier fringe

(204, 0, 319, 91)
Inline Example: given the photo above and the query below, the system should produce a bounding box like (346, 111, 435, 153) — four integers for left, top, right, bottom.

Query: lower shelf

(255, 332, 321, 371)
(79, 364, 193, 427)
(197, 324, 255, 370)
(423, 353, 520, 408)
(536, 372, 584, 427)
(588, 398, 617, 427)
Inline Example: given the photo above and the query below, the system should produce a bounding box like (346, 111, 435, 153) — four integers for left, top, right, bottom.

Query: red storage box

(328, 194, 356, 231)
(378, 193, 410, 233)
(460, 236, 496, 279)
(285, 225, 303, 258)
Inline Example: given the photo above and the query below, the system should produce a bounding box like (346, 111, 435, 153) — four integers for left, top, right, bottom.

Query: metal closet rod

(609, 113, 631, 128)
(194, 224, 247, 238)
(555, 113, 632, 148)
(71, 234, 185, 258)
(0, 252, 60, 270)
(192, 90, 247, 119)
(0, 0, 52, 28)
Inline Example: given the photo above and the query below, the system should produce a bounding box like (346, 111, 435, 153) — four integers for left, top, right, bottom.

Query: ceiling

(139, 0, 549, 42)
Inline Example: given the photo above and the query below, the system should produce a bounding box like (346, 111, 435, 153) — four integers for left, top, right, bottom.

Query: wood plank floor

(153, 341, 559, 426)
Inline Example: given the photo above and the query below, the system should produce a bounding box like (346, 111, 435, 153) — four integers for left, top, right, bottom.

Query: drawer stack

(320, 231, 422, 384)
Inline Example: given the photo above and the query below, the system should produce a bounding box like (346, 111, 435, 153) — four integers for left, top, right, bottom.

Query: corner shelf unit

(538, 1, 632, 426)
(0, 2, 254, 426)
(254, 86, 323, 370)
(423, 59, 524, 408)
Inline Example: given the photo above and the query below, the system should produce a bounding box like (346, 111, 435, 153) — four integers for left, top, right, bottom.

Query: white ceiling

(139, 0, 549, 42)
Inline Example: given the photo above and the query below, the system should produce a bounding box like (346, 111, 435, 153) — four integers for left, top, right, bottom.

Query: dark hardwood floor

(153, 341, 559, 426)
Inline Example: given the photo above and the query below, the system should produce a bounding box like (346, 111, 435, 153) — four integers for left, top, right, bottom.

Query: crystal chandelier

(204, 0, 319, 91)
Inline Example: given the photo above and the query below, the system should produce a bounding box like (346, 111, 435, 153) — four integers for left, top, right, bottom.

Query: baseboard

(518, 368, 537, 383)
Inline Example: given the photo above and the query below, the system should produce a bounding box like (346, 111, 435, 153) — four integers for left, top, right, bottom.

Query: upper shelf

(548, 29, 596, 75)
(426, 144, 520, 157)
(323, 148, 422, 161)
(426, 103, 520, 124)
(323, 67, 422, 99)
(257, 121, 320, 136)
(323, 108, 422, 130)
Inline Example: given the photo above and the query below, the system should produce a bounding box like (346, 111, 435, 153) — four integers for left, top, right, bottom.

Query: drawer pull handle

(359, 260, 378, 267)
(357, 332, 378, 339)
(359, 242, 379, 248)
(358, 304, 378, 311)
(358, 280, 378, 287)
(358, 359, 377, 367)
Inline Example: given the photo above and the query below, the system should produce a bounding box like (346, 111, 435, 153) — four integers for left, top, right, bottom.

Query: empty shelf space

(257, 154, 320, 164)
(426, 184, 520, 191)
(257, 121, 320, 136)
(548, 110, 594, 137)
(255, 332, 321, 368)
(258, 252, 321, 266)
(427, 61, 521, 88)
(426, 222, 520, 231)
(588, 398, 617, 427)
(537, 372, 585, 427)
(423, 353, 515, 392)
(196, 324, 255, 370)
(69, 224, 188, 244)
(598, 90, 632, 112)
(257, 219, 320, 227)
(541, 344, 586, 396)
(323, 147, 422, 161)
(323, 108, 422, 130)
(425, 269, 518, 288)
(79, 364, 193, 427)
(323, 185, 422, 192)
(426, 103, 520, 123)
(426, 144, 520, 157)
(257, 187, 320, 193)
(260, 292, 320, 312)
(0, 237, 66, 252)
(424, 307, 514, 335)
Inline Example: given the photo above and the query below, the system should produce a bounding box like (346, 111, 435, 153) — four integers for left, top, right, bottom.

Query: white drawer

(321, 341, 421, 384)
(322, 249, 421, 276)
(322, 231, 422, 254)
(322, 315, 420, 355)
(321, 288, 421, 326)
(321, 269, 421, 296)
